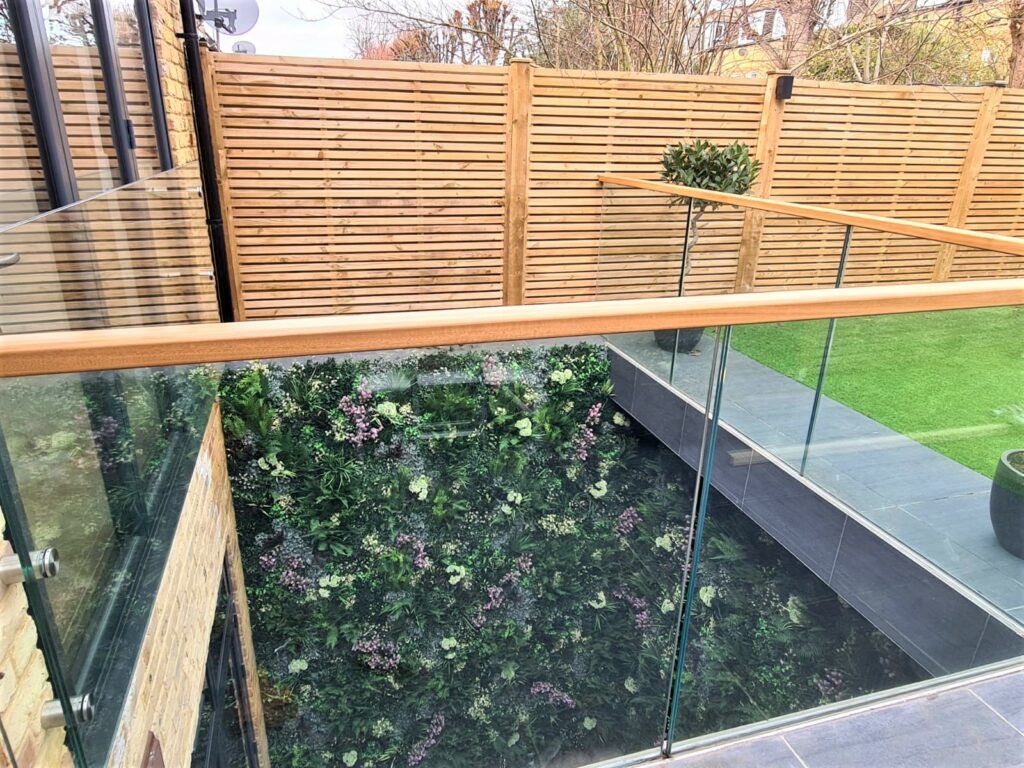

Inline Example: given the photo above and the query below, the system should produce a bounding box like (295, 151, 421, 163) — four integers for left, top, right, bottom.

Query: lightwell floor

(607, 332, 1024, 625)
(662, 663, 1024, 768)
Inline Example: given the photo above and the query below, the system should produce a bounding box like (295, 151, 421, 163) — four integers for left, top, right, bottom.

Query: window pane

(112, 0, 161, 178)
(45, 0, 121, 195)
(0, 26, 50, 225)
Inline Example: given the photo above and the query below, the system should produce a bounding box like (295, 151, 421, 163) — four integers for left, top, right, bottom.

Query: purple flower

(353, 634, 401, 671)
(396, 533, 431, 570)
(614, 587, 652, 632)
(500, 554, 534, 585)
(573, 402, 603, 461)
(407, 713, 445, 766)
(615, 507, 641, 537)
(530, 682, 576, 709)
(484, 585, 505, 611)
(482, 354, 506, 389)
(279, 568, 312, 593)
(338, 378, 383, 447)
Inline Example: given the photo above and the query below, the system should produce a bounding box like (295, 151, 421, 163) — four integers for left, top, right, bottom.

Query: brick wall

(107, 402, 268, 767)
(150, 0, 199, 165)
(0, 514, 73, 768)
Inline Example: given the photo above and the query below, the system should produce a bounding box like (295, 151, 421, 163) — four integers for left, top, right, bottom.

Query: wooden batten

(599, 175, 1024, 258)
(735, 71, 789, 293)
(932, 85, 1006, 281)
(1, 279, 1021, 378)
(502, 59, 533, 305)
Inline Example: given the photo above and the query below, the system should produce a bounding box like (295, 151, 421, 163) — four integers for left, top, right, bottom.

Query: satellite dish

(233, 40, 256, 54)
(203, 0, 259, 36)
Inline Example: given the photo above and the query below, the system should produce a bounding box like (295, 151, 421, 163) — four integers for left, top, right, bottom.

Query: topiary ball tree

(660, 139, 760, 291)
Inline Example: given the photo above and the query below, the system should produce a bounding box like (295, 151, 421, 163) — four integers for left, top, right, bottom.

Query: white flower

(624, 677, 639, 694)
(588, 591, 607, 609)
(376, 401, 400, 423)
(514, 418, 533, 437)
(589, 480, 608, 499)
(612, 412, 630, 427)
(549, 368, 574, 385)
(506, 491, 523, 505)
(539, 514, 578, 536)
(441, 637, 459, 650)
(583, 717, 597, 730)
(288, 658, 308, 674)
(660, 598, 675, 614)
(447, 564, 467, 585)
(409, 475, 430, 500)
(342, 750, 358, 767)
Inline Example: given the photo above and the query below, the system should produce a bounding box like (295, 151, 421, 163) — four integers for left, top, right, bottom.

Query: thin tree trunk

(1009, 0, 1024, 88)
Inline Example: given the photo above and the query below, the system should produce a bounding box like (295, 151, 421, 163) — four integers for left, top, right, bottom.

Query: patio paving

(607, 332, 1024, 624)
(663, 664, 1024, 768)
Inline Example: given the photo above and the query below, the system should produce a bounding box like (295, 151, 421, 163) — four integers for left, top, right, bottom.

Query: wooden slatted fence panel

(953, 91, 1024, 280)
(529, 69, 765, 302)
(208, 53, 508, 318)
(206, 55, 1023, 314)
(762, 80, 987, 290)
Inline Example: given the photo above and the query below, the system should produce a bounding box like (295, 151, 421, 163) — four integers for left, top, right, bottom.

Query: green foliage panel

(219, 344, 924, 768)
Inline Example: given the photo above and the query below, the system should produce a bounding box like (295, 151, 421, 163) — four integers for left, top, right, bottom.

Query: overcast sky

(212, 0, 359, 58)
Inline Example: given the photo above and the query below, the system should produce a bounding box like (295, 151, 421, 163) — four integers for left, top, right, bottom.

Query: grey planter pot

(990, 449, 1024, 559)
(653, 328, 704, 354)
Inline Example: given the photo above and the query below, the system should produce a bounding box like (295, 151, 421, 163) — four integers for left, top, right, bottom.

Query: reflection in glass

(0, 365, 218, 765)
(0, 163, 219, 334)
(221, 343, 698, 767)
(111, 0, 161, 178)
(0, 26, 50, 226)
(45, 0, 121, 195)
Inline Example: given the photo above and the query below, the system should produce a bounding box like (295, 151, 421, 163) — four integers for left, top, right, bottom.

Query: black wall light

(775, 73, 795, 100)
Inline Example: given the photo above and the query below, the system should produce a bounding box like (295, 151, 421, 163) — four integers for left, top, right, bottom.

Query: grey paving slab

(971, 673, 1024, 733)
(660, 670, 1024, 768)
(784, 687, 1024, 768)
(606, 334, 1024, 622)
(667, 736, 803, 767)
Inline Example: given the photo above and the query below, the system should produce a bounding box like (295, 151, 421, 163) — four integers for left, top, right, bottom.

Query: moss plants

(220, 344, 923, 768)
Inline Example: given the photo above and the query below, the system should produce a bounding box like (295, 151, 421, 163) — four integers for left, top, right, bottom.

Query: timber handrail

(1, 279, 1021, 378)
(598, 174, 1024, 258)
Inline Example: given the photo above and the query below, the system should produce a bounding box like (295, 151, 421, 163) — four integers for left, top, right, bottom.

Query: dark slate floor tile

(829, 519, 991, 674)
(786, 688, 1024, 768)
(668, 737, 802, 768)
(709, 428, 751, 505)
(630, 371, 687, 455)
(678, 404, 710, 468)
(607, 350, 637, 412)
(970, 616, 1024, 667)
(971, 673, 1024, 732)
(740, 481, 847, 581)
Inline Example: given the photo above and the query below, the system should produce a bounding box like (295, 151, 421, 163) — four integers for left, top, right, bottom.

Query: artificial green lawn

(729, 306, 1024, 478)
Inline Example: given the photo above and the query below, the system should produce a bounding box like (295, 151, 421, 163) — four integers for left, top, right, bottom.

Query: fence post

(733, 70, 790, 292)
(502, 58, 533, 305)
(932, 82, 1005, 282)
(199, 46, 246, 319)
